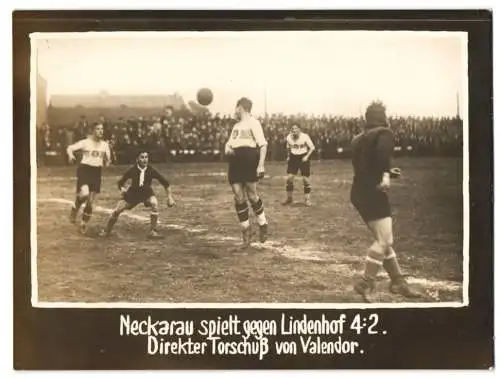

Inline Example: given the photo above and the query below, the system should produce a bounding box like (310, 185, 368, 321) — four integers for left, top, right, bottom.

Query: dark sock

(363, 244, 385, 282)
(250, 198, 267, 226)
(150, 212, 159, 231)
(82, 203, 93, 223)
(105, 211, 119, 233)
(383, 247, 404, 281)
(304, 183, 311, 194)
(235, 201, 249, 228)
(286, 181, 293, 199)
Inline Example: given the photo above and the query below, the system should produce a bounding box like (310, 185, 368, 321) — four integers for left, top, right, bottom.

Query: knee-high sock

(383, 247, 403, 281)
(286, 180, 293, 200)
(82, 203, 93, 223)
(235, 201, 250, 229)
(250, 198, 267, 226)
(150, 211, 159, 231)
(303, 181, 311, 200)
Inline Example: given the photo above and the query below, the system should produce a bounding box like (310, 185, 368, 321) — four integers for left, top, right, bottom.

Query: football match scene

(33, 31, 466, 305)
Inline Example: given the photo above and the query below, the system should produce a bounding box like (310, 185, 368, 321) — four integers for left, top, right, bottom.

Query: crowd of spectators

(37, 107, 463, 166)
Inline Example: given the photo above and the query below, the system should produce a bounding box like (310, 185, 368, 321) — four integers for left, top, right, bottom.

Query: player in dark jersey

(350, 101, 418, 302)
(100, 151, 175, 239)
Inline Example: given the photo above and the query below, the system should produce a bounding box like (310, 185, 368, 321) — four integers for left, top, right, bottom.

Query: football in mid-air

(197, 88, 213, 106)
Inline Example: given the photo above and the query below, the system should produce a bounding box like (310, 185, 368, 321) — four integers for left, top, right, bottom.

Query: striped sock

(251, 198, 267, 226)
(235, 201, 250, 229)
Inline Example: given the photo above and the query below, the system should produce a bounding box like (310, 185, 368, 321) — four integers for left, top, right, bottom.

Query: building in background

(49, 91, 185, 109)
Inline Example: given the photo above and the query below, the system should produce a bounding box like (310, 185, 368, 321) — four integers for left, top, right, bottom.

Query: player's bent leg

(101, 200, 129, 237)
(146, 196, 163, 239)
(367, 217, 392, 248)
(70, 184, 90, 223)
(354, 240, 385, 302)
(383, 246, 417, 298)
(79, 192, 95, 234)
(246, 183, 268, 243)
(283, 174, 294, 205)
(231, 183, 251, 247)
(368, 217, 419, 298)
(79, 191, 97, 233)
(82, 192, 96, 222)
(302, 176, 312, 206)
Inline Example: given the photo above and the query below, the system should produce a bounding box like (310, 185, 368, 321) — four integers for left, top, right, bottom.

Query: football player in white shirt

(283, 124, 316, 206)
(66, 123, 111, 233)
(225, 97, 269, 248)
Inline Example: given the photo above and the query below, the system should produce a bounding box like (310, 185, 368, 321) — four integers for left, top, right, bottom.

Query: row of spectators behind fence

(37, 110, 463, 166)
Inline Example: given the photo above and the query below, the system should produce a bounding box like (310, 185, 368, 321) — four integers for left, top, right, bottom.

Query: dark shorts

(287, 153, 311, 177)
(123, 187, 155, 208)
(350, 183, 391, 223)
(76, 164, 102, 194)
(228, 147, 259, 185)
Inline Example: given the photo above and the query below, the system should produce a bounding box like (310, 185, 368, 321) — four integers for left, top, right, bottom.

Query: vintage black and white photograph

(31, 30, 468, 307)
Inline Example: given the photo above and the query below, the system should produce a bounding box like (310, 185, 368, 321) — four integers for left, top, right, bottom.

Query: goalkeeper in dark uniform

(100, 150, 175, 239)
(350, 101, 418, 302)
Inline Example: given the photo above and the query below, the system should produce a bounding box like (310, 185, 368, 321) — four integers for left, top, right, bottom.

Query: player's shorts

(76, 164, 102, 194)
(123, 187, 155, 208)
(287, 153, 311, 177)
(228, 147, 259, 185)
(350, 183, 391, 223)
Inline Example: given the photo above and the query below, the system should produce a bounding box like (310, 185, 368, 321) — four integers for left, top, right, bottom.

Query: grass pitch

(34, 158, 464, 305)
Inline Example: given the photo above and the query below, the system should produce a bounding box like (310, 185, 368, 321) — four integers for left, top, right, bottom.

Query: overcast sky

(34, 31, 467, 117)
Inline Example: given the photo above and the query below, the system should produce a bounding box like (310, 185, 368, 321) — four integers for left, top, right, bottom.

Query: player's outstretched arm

(165, 186, 175, 207)
(151, 167, 170, 188)
(151, 167, 175, 206)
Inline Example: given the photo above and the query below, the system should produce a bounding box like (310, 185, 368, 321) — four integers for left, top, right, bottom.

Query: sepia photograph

(31, 30, 468, 308)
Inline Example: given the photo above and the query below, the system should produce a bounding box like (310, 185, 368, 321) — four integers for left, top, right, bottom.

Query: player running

(350, 101, 418, 302)
(225, 97, 269, 248)
(100, 151, 175, 239)
(283, 124, 316, 206)
(67, 123, 111, 234)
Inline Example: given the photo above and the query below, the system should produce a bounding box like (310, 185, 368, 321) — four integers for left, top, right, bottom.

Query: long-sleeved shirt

(117, 165, 170, 191)
(351, 127, 394, 187)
